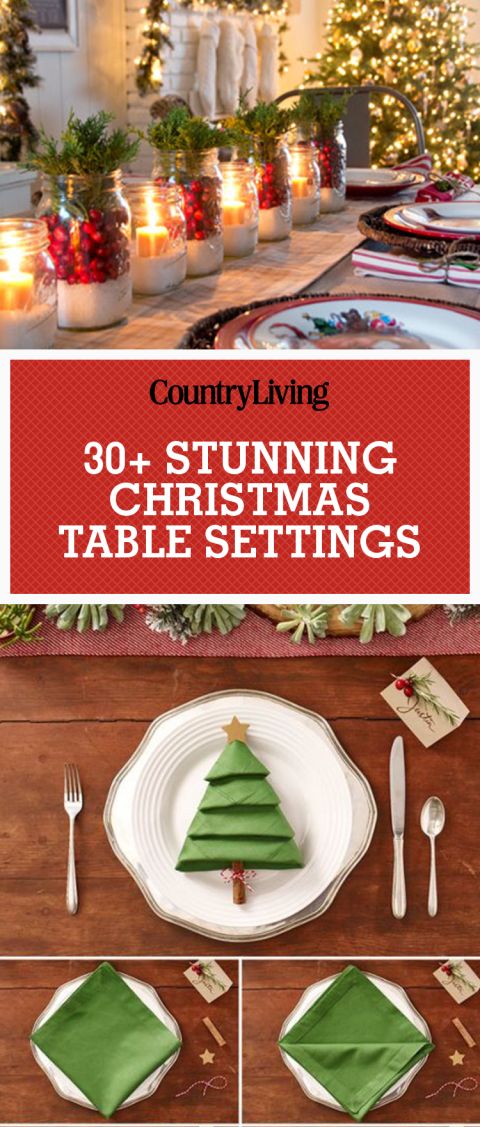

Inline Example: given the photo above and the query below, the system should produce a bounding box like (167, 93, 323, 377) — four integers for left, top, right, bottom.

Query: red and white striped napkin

(352, 245, 480, 288)
(394, 152, 433, 180)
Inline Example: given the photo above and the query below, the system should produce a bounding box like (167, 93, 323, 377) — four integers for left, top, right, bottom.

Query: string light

(303, 0, 480, 177)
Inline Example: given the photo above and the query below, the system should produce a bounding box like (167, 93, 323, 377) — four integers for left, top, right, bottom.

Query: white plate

(279, 971, 431, 1111)
(346, 168, 424, 195)
(227, 295, 480, 350)
(31, 971, 182, 1111)
(398, 202, 480, 234)
(104, 691, 377, 942)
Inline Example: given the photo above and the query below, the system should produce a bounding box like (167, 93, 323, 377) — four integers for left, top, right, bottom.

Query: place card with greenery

(381, 657, 469, 747)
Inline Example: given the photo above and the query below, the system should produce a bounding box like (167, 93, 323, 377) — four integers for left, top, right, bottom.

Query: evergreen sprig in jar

(37, 170, 132, 329)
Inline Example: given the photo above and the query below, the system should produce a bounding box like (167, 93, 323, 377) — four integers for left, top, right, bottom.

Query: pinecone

(145, 605, 193, 644)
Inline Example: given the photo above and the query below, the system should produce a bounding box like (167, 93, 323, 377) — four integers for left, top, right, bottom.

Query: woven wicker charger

(358, 205, 480, 259)
(253, 604, 434, 637)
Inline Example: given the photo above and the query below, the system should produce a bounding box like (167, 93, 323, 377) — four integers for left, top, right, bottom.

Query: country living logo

(149, 377, 330, 412)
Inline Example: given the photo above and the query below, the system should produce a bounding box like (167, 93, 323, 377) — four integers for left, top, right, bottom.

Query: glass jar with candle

(153, 150, 223, 277)
(0, 218, 57, 349)
(220, 159, 258, 258)
(126, 178, 187, 295)
(289, 139, 320, 226)
(37, 170, 131, 330)
(255, 139, 292, 242)
(313, 121, 347, 213)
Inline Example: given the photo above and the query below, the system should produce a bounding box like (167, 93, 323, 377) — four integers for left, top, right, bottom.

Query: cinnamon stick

(232, 861, 246, 904)
(203, 1016, 226, 1046)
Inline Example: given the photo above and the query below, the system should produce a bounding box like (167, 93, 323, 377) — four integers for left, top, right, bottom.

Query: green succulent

(0, 604, 42, 649)
(340, 604, 411, 644)
(45, 604, 125, 632)
(276, 604, 329, 645)
(183, 604, 246, 636)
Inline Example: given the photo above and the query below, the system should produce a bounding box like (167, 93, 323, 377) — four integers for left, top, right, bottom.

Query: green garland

(0, 0, 39, 161)
(136, 0, 172, 96)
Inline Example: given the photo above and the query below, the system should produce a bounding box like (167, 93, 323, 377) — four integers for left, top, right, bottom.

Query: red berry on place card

(395, 679, 407, 690)
(403, 685, 414, 697)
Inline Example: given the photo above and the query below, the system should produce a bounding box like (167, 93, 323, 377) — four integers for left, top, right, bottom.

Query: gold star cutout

(222, 716, 250, 743)
(200, 1049, 215, 1065)
(450, 1051, 465, 1066)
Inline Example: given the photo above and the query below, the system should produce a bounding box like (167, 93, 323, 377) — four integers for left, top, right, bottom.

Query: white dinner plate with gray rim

(104, 690, 377, 942)
(279, 971, 432, 1111)
(31, 970, 182, 1111)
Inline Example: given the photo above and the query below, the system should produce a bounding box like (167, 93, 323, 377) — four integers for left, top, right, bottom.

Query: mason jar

(255, 138, 292, 242)
(36, 170, 132, 330)
(153, 149, 224, 277)
(220, 159, 259, 257)
(0, 218, 56, 348)
(313, 121, 347, 213)
(125, 177, 187, 295)
(289, 138, 321, 225)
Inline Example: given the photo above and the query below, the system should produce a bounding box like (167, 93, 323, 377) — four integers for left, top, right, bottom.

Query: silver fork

(64, 764, 83, 914)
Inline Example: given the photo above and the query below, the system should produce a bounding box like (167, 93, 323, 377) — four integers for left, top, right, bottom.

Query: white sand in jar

(292, 195, 320, 225)
(320, 187, 346, 213)
(57, 273, 132, 330)
(0, 304, 56, 349)
(187, 235, 224, 277)
(223, 222, 258, 258)
(258, 206, 291, 241)
(131, 250, 187, 295)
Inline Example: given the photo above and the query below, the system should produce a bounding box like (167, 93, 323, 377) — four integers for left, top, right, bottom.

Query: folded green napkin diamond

(31, 962, 181, 1118)
(279, 965, 434, 1121)
(176, 737, 303, 871)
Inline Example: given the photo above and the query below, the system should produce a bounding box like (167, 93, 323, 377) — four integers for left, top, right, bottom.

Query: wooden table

(242, 958, 480, 1123)
(0, 653, 478, 957)
(0, 958, 238, 1123)
(49, 197, 479, 349)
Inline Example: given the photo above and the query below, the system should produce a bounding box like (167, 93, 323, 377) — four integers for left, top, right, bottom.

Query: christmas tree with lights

(304, 0, 480, 178)
(0, 0, 39, 161)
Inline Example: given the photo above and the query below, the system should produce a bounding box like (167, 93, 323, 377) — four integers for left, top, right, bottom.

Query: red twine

(175, 1075, 228, 1098)
(425, 1076, 479, 1099)
(221, 867, 256, 892)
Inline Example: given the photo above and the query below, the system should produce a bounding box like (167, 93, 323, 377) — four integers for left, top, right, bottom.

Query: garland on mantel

(135, 0, 172, 96)
(135, 0, 290, 97)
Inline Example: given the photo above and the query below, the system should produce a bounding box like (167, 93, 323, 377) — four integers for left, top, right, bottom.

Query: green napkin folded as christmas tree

(31, 962, 181, 1118)
(279, 965, 434, 1121)
(176, 737, 303, 871)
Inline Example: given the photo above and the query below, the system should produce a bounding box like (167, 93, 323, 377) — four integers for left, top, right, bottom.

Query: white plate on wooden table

(31, 971, 182, 1111)
(346, 168, 425, 197)
(279, 971, 431, 1111)
(104, 690, 377, 942)
(215, 295, 480, 350)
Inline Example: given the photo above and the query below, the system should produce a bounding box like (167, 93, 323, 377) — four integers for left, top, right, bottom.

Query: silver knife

(390, 735, 407, 919)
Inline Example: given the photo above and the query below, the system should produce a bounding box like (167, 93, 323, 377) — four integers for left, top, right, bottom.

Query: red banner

(10, 357, 470, 594)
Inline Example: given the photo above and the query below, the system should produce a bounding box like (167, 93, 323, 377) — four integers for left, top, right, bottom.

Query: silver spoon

(420, 796, 445, 917)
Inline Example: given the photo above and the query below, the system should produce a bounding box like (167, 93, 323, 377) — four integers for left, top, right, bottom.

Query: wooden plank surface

(0, 654, 478, 956)
(242, 958, 480, 1123)
(0, 958, 238, 1123)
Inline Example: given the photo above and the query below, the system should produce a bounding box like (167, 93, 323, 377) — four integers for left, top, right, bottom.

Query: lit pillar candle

(0, 266, 33, 310)
(136, 223, 169, 257)
(292, 176, 310, 198)
(223, 199, 246, 226)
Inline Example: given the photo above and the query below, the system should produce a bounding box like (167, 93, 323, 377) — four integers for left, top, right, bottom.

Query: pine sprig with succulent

(45, 604, 125, 633)
(227, 99, 294, 163)
(276, 604, 329, 645)
(0, 604, 41, 649)
(443, 604, 480, 623)
(142, 603, 246, 643)
(340, 604, 411, 644)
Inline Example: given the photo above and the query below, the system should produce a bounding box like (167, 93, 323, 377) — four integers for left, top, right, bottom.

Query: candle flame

(145, 189, 159, 229)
